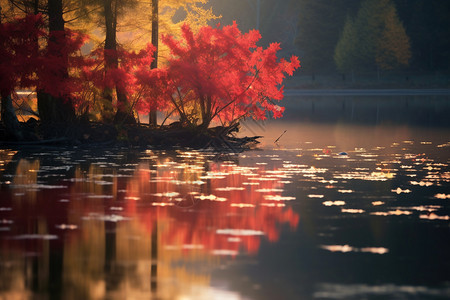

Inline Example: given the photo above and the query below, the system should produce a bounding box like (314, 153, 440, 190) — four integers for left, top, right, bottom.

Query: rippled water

(0, 96, 449, 299)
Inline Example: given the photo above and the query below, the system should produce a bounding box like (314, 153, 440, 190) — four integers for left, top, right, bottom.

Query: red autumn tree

(0, 14, 45, 96)
(82, 43, 158, 122)
(147, 22, 300, 129)
(0, 14, 45, 140)
(38, 29, 90, 105)
(134, 67, 173, 120)
(0, 13, 91, 139)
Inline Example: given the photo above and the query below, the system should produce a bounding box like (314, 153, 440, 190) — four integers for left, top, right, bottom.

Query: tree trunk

(103, 0, 116, 109)
(148, 0, 159, 126)
(103, 0, 135, 124)
(150, 220, 158, 292)
(38, 0, 75, 125)
(200, 96, 212, 129)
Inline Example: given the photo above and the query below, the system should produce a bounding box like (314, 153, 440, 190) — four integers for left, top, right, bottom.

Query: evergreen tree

(376, 3, 411, 70)
(334, 0, 411, 73)
(334, 15, 357, 74)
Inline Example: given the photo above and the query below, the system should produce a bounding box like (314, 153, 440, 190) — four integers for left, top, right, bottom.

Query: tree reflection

(0, 150, 299, 299)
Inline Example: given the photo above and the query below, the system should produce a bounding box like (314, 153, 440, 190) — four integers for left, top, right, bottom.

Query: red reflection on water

(122, 161, 299, 256)
(0, 153, 299, 299)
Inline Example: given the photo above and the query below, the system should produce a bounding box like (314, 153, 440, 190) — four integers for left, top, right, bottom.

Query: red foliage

(152, 22, 300, 127)
(134, 67, 172, 112)
(1, 16, 299, 125)
(0, 14, 90, 105)
(82, 44, 159, 112)
(0, 14, 45, 95)
(38, 29, 92, 102)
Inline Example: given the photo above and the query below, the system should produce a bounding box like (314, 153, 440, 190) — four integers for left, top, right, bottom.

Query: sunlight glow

(321, 245, 389, 254)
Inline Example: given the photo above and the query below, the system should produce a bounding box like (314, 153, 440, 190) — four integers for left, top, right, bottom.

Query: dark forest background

(209, 0, 450, 76)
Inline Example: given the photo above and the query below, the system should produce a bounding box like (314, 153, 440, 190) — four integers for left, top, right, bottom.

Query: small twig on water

(274, 130, 287, 143)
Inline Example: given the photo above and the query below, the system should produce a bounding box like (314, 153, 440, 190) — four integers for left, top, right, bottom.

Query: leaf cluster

(150, 23, 300, 127)
(1, 13, 300, 129)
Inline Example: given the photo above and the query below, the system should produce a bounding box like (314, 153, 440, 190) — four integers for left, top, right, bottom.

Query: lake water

(0, 95, 449, 299)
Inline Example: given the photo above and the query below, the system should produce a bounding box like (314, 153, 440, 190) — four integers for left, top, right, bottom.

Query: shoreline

(0, 122, 261, 152)
(284, 73, 450, 90)
(284, 88, 450, 96)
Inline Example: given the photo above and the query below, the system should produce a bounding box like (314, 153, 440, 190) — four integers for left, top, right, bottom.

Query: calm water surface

(0, 96, 449, 299)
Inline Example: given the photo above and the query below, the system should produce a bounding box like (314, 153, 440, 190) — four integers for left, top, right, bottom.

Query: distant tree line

(210, 0, 450, 75)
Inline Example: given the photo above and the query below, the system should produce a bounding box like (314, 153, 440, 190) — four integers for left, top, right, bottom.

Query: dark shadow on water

(282, 95, 450, 127)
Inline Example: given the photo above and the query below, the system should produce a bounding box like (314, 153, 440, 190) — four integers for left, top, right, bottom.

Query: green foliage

(334, 16, 357, 73)
(291, 0, 449, 74)
(376, 3, 411, 70)
(334, 0, 411, 73)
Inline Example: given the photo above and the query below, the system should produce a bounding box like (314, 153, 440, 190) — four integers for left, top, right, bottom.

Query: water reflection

(281, 95, 450, 127)
(0, 149, 299, 299)
(1, 97, 449, 299)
